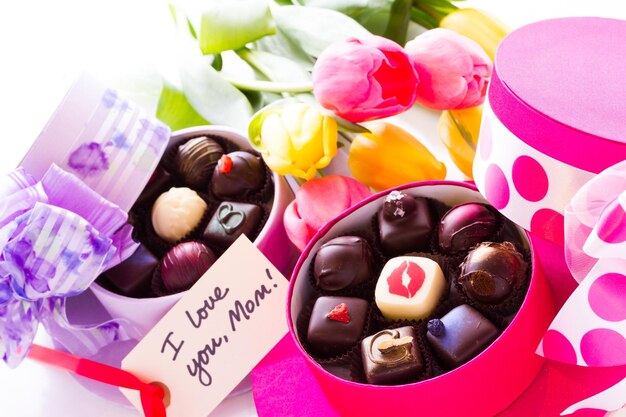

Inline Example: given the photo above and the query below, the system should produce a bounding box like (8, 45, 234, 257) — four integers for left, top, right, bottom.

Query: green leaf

(254, 32, 314, 70)
(178, 39, 254, 130)
(198, 0, 276, 54)
(273, 6, 370, 57)
(298, 0, 394, 36)
(237, 48, 311, 83)
(383, 0, 412, 44)
(156, 81, 210, 130)
(242, 89, 264, 112)
(410, 7, 438, 29)
(211, 53, 223, 71)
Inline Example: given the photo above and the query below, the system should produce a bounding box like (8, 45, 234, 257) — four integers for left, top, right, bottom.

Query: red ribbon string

(28, 344, 166, 417)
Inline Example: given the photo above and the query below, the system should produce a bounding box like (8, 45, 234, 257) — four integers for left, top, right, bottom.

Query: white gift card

(120, 235, 289, 417)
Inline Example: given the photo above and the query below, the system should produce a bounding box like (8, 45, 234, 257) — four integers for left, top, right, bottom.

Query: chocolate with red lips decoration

(160, 241, 217, 293)
(313, 236, 374, 291)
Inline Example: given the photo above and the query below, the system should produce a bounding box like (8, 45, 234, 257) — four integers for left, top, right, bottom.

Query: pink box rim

(287, 180, 546, 391)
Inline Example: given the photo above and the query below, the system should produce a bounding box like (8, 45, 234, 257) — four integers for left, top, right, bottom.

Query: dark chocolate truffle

(307, 296, 369, 357)
(438, 203, 498, 253)
(161, 241, 217, 293)
(202, 201, 263, 250)
(102, 244, 158, 297)
(211, 151, 265, 198)
(313, 236, 373, 292)
(458, 242, 527, 304)
(377, 191, 434, 256)
(426, 304, 498, 368)
(174, 136, 224, 189)
(361, 326, 423, 385)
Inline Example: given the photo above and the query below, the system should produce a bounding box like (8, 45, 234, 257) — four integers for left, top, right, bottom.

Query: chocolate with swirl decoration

(360, 326, 423, 385)
(202, 201, 262, 250)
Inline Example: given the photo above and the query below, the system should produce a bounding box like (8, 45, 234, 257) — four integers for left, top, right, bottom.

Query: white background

(1, 1, 626, 416)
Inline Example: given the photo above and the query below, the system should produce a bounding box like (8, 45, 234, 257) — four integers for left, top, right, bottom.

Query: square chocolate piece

(202, 201, 262, 250)
(101, 244, 158, 297)
(426, 304, 498, 368)
(377, 192, 434, 256)
(361, 326, 423, 385)
(307, 296, 369, 357)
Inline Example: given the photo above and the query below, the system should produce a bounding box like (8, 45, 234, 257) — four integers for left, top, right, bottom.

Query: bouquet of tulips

(152, 0, 509, 250)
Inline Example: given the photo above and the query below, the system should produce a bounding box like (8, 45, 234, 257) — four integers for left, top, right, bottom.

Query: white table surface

(1, 1, 626, 416)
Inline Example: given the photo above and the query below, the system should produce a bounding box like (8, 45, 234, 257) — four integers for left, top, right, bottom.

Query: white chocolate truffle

(375, 256, 445, 321)
(151, 187, 207, 243)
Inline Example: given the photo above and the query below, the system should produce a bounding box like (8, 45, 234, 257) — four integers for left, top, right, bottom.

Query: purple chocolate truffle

(438, 203, 498, 253)
(161, 241, 217, 293)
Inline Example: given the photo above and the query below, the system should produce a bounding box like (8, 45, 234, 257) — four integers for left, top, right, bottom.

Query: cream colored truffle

(375, 256, 445, 321)
(151, 187, 207, 243)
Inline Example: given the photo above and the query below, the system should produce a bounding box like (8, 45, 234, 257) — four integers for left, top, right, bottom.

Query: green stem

(410, 7, 438, 29)
(221, 75, 313, 93)
(413, 0, 458, 25)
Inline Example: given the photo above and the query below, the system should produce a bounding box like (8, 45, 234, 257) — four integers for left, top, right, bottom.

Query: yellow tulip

(254, 103, 338, 180)
(437, 106, 482, 179)
(439, 8, 509, 61)
(348, 122, 446, 191)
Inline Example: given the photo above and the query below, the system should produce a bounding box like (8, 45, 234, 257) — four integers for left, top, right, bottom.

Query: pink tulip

(312, 36, 420, 123)
(405, 28, 492, 110)
(284, 175, 371, 251)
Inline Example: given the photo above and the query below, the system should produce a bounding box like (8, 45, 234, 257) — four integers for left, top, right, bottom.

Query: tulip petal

(406, 28, 492, 110)
(283, 200, 314, 252)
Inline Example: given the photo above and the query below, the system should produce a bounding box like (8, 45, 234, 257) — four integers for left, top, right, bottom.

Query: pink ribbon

(538, 161, 626, 415)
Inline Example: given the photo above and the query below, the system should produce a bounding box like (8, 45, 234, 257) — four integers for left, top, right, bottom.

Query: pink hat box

(473, 17, 626, 247)
(287, 181, 556, 417)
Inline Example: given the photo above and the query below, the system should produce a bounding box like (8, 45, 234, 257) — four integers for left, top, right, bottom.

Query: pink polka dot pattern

(484, 164, 509, 210)
(588, 273, 626, 322)
(512, 156, 549, 202)
(580, 328, 626, 366)
(596, 198, 626, 244)
(542, 329, 577, 364)
(531, 208, 565, 246)
(479, 118, 492, 160)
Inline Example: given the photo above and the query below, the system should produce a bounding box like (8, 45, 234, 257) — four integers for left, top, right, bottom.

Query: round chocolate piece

(458, 242, 527, 304)
(211, 151, 265, 198)
(438, 203, 498, 253)
(377, 191, 434, 256)
(174, 136, 224, 189)
(313, 236, 373, 291)
(151, 187, 207, 243)
(161, 241, 217, 293)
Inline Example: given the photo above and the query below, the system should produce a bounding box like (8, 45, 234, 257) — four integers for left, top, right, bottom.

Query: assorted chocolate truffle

(307, 296, 369, 357)
(101, 135, 275, 300)
(375, 256, 445, 321)
(202, 201, 263, 250)
(438, 203, 498, 253)
(361, 326, 423, 385)
(458, 242, 527, 304)
(377, 191, 434, 256)
(211, 151, 265, 198)
(151, 187, 207, 243)
(426, 304, 498, 368)
(299, 193, 532, 386)
(174, 136, 224, 189)
(160, 241, 217, 293)
(101, 244, 158, 297)
(313, 236, 374, 292)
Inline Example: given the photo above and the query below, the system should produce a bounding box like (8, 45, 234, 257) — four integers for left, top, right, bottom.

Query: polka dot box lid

(473, 17, 626, 246)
